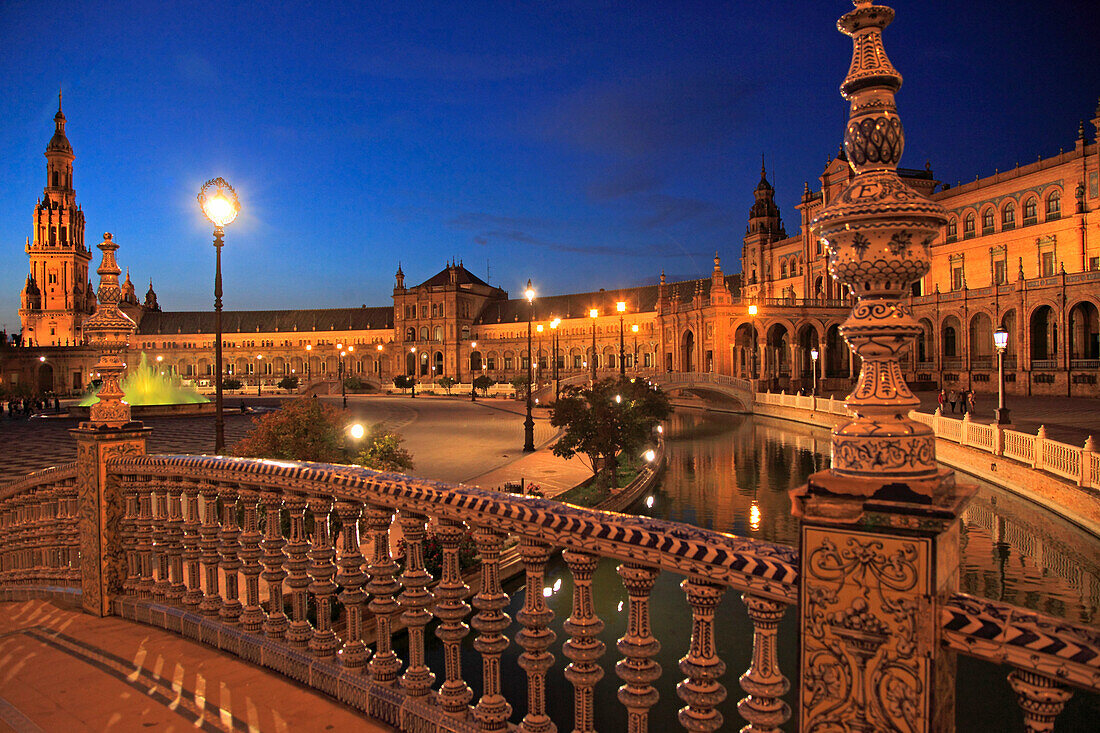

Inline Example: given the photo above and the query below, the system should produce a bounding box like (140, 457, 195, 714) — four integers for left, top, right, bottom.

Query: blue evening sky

(1, 1, 1096, 331)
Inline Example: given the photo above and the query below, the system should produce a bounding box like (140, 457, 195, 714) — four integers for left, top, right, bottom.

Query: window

(421, 304, 428, 318)
(431, 303, 438, 317)
(1046, 190, 1061, 219)
(434, 326, 442, 341)
(1023, 197, 1037, 223)
(406, 327, 415, 341)
(1089, 256, 1099, 271)
(487, 357, 496, 370)
(963, 213, 975, 238)
(504, 356, 513, 370)
(420, 326, 429, 341)
(993, 259, 1007, 285)
(573, 355, 582, 368)
(981, 208, 994, 234)
(946, 219, 957, 242)
(1090, 171, 1098, 199)
(1041, 251, 1056, 277)
(951, 266, 965, 291)
(1002, 202, 1015, 230)
(644, 352, 652, 368)
(539, 356, 547, 370)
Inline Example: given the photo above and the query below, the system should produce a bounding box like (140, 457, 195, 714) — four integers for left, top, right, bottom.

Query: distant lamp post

(589, 308, 598, 383)
(376, 343, 384, 384)
(550, 318, 560, 402)
(536, 324, 544, 386)
(305, 344, 312, 384)
(470, 341, 478, 401)
(336, 344, 349, 408)
(994, 327, 1010, 424)
(409, 346, 417, 398)
(631, 323, 639, 373)
(198, 177, 240, 453)
(748, 303, 759, 383)
(524, 280, 535, 452)
(809, 347, 819, 397)
(256, 354, 263, 395)
(617, 301, 627, 378)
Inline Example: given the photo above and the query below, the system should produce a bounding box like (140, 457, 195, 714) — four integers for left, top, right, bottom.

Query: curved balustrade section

(0, 463, 79, 594)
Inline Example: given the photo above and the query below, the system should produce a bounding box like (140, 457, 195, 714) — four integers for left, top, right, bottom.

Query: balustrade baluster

(737, 594, 789, 732)
(516, 538, 556, 733)
(181, 483, 203, 610)
(616, 562, 661, 733)
(471, 525, 512, 731)
(43, 488, 60, 583)
(0, 500, 11, 582)
(217, 484, 242, 624)
(198, 481, 222, 617)
(562, 549, 604, 733)
(238, 488, 264, 632)
(153, 482, 170, 600)
(165, 482, 186, 604)
(121, 475, 141, 595)
(364, 502, 402, 685)
(433, 517, 473, 716)
(334, 500, 368, 669)
(260, 492, 288, 639)
(398, 511, 435, 698)
(677, 579, 726, 732)
(1007, 669, 1074, 733)
(307, 497, 339, 659)
(283, 496, 313, 648)
(136, 478, 155, 598)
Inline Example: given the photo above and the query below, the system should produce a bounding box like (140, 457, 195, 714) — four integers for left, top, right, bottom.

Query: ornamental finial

(83, 232, 137, 427)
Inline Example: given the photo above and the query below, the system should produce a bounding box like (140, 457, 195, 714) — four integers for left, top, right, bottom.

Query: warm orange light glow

(536, 324, 543, 333)
(748, 304, 758, 316)
(551, 318, 560, 329)
(617, 301, 626, 313)
(589, 308, 598, 318)
(198, 178, 240, 228)
(631, 324, 639, 333)
(525, 278, 535, 302)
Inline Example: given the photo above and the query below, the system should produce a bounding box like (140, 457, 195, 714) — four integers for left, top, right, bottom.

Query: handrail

(0, 462, 78, 501)
(109, 454, 799, 603)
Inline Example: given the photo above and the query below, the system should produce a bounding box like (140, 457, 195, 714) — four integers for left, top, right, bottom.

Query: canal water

(429, 410, 1099, 730)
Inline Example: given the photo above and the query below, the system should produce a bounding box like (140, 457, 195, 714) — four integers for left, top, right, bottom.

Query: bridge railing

(755, 390, 851, 416)
(3, 452, 1098, 731)
(651, 371, 754, 397)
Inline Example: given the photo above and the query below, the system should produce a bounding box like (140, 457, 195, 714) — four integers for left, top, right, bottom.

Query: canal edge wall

(751, 401, 1100, 539)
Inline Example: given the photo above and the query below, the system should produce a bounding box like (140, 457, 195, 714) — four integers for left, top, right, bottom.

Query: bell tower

(20, 90, 93, 347)
(741, 158, 786, 301)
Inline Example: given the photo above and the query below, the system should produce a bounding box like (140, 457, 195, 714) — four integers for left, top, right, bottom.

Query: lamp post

(256, 354, 263, 395)
(523, 280, 535, 452)
(409, 346, 416, 398)
(617, 301, 627, 378)
(748, 303, 759, 383)
(994, 327, 1010, 424)
(589, 308, 598, 383)
(550, 318, 560, 402)
(305, 344, 312, 385)
(376, 343, 384, 385)
(810, 347, 819, 397)
(470, 341, 478, 401)
(631, 323, 639, 373)
(198, 177, 240, 453)
(536, 324, 544, 389)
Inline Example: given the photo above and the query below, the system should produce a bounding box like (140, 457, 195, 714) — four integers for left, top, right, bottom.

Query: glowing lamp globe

(198, 178, 240, 228)
(993, 328, 1009, 351)
(617, 301, 626, 313)
(349, 423, 365, 440)
(748, 304, 758, 316)
(589, 308, 598, 319)
(525, 279, 535, 303)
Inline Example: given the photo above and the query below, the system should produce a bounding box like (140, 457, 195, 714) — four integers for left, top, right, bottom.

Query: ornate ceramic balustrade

(2, 453, 1098, 731)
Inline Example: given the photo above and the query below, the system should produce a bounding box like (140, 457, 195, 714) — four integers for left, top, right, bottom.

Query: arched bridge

(649, 371, 755, 410)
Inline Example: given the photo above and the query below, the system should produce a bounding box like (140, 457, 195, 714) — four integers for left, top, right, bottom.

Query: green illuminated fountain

(79, 352, 209, 407)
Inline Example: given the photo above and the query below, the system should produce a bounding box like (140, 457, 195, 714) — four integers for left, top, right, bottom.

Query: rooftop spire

(58, 85, 63, 115)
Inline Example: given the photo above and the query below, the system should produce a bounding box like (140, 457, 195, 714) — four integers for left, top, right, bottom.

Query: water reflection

(648, 410, 1099, 624)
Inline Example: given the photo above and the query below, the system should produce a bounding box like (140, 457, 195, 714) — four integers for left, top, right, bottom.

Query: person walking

(947, 389, 958, 414)
(937, 388, 946, 413)
(966, 389, 976, 415)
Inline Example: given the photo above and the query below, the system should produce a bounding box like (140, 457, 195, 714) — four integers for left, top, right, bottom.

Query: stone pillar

(71, 233, 148, 617)
(790, 4, 973, 731)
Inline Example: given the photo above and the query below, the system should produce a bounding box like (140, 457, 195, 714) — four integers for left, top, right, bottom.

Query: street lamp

(376, 343, 384, 385)
(256, 354, 263, 396)
(305, 344, 312, 385)
(994, 327, 1010, 425)
(550, 318, 560, 402)
(523, 280, 535, 452)
(336, 344, 349, 408)
(617, 301, 627, 378)
(631, 323, 639, 373)
(748, 303, 759, 383)
(409, 346, 417, 398)
(198, 177, 240, 453)
(589, 308, 598, 383)
(810, 347, 819, 397)
(536, 324, 544, 387)
(470, 341, 478, 401)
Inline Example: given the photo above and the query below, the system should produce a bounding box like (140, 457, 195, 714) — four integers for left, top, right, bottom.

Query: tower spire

(58, 85, 63, 114)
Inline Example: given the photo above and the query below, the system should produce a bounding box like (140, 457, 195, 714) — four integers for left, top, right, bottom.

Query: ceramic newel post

(72, 233, 149, 617)
(790, 4, 974, 731)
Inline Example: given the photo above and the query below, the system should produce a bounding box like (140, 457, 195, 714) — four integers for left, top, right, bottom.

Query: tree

(277, 375, 299, 391)
(510, 375, 530, 399)
(343, 376, 365, 391)
(353, 426, 415, 473)
(221, 377, 243, 390)
(232, 396, 347, 463)
(473, 374, 494, 396)
(436, 376, 456, 394)
(393, 374, 413, 393)
(550, 377, 670, 489)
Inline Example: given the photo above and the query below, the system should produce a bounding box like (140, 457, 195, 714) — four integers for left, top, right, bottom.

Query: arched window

(779, 261, 787, 278)
(946, 218, 957, 240)
(434, 326, 443, 342)
(420, 326, 429, 341)
(51, 171, 59, 187)
(963, 212, 975, 237)
(1023, 197, 1037, 222)
(1002, 201, 1016, 229)
(981, 208, 994, 233)
(406, 327, 415, 341)
(1046, 190, 1061, 218)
